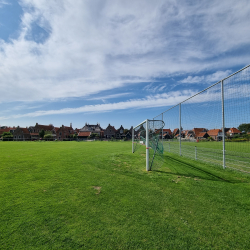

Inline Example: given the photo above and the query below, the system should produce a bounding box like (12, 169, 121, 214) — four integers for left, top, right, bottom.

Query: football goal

(132, 119, 165, 171)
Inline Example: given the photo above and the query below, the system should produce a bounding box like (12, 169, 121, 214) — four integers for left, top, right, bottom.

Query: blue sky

(0, 0, 250, 130)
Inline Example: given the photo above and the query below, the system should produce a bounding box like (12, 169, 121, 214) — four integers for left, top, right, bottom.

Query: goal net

(132, 119, 165, 171)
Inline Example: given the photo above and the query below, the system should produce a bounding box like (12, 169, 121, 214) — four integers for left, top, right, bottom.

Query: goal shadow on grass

(154, 154, 248, 183)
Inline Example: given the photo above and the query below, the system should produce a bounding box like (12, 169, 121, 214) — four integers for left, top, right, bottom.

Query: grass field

(1, 141, 250, 249)
(163, 140, 250, 172)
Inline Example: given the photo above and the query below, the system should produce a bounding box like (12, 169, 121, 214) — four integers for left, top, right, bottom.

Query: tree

(238, 123, 250, 133)
(39, 129, 45, 138)
(2, 132, 13, 141)
(89, 133, 98, 138)
(70, 134, 78, 140)
(44, 131, 53, 140)
(2, 132, 13, 137)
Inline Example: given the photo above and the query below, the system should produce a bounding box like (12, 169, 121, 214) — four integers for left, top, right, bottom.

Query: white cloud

(0, 0, 9, 8)
(143, 83, 167, 93)
(87, 92, 132, 101)
(0, 0, 250, 103)
(2, 81, 249, 120)
(179, 70, 232, 84)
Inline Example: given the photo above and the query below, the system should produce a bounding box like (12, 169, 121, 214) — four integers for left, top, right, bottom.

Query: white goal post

(132, 119, 165, 171)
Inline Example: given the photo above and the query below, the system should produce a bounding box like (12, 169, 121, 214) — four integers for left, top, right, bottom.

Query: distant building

(56, 125, 74, 140)
(104, 124, 116, 139)
(227, 127, 242, 138)
(13, 126, 31, 141)
(207, 129, 223, 141)
(80, 123, 104, 137)
(116, 125, 126, 139)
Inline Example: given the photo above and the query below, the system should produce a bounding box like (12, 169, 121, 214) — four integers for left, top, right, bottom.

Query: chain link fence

(154, 64, 250, 173)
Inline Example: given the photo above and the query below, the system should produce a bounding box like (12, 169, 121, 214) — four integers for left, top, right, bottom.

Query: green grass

(165, 140, 250, 153)
(163, 140, 250, 171)
(1, 141, 250, 249)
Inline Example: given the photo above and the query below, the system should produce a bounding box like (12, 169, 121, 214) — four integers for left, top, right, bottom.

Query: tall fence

(153, 64, 250, 173)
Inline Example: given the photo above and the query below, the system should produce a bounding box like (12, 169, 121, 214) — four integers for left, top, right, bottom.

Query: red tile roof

(21, 128, 30, 134)
(193, 128, 206, 137)
(0, 128, 11, 134)
(173, 128, 179, 135)
(207, 129, 221, 136)
(228, 127, 241, 133)
(78, 132, 91, 137)
(197, 132, 208, 137)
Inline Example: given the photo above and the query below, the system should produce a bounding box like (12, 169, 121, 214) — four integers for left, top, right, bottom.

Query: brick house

(193, 128, 207, 139)
(197, 132, 209, 140)
(104, 124, 116, 139)
(13, 127, 31, 141)
(116, 125, 126, 139)
(29, 123, 55, 140)
(226, 127, 242, 138)
(56, 125, 74, 140)
(80, 123, 104, 137)
(207, 129, 223, 141)
(155, 129, 172, 139)
(184, 130, 195, 139)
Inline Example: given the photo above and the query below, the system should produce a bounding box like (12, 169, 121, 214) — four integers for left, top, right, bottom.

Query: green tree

(44, 131, 53, 140)
(2, 132, 13, 137)
(238, 123, 250, 133)
(70, 134, 78, 140)
(89, 133, 98, 138)
(39, 129, 45, 138)
(2, 132, 13, 141)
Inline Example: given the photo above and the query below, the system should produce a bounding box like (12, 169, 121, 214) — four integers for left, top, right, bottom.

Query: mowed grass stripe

(0, 141, 250, 249)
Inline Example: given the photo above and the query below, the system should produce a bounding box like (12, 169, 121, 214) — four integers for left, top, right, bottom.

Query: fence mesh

(148, 120, 165, 170)
(153, 64, 250, 173)
(133, 122, 147, 154)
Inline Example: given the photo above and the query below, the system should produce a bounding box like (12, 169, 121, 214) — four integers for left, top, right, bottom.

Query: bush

(207, 137, 214, 141)
(231, 138, 248, 142)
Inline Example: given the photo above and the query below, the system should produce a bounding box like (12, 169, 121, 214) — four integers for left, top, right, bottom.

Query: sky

(0, 0, 250, 130)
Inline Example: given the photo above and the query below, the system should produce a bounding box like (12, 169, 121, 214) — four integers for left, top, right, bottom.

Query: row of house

(0, 123, 133, 141)
(157, 127, 242, 141)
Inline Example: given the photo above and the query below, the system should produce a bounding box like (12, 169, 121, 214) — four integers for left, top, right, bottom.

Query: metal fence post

(162, 113, 163, 144)
(195, 146, 197, 160)
(146, 119, 150, 171)
(169, 143, 170, 152)
(179, 103, 182, 156)
(221, 80, 226, 169)
(132, 126, 134, 153)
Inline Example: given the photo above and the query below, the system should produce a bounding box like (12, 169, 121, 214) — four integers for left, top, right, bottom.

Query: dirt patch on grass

(92, 186, 101, 195)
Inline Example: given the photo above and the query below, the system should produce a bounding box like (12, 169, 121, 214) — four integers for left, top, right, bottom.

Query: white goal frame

(132, 119, 164, 171)
(132, 119, 150, 171)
